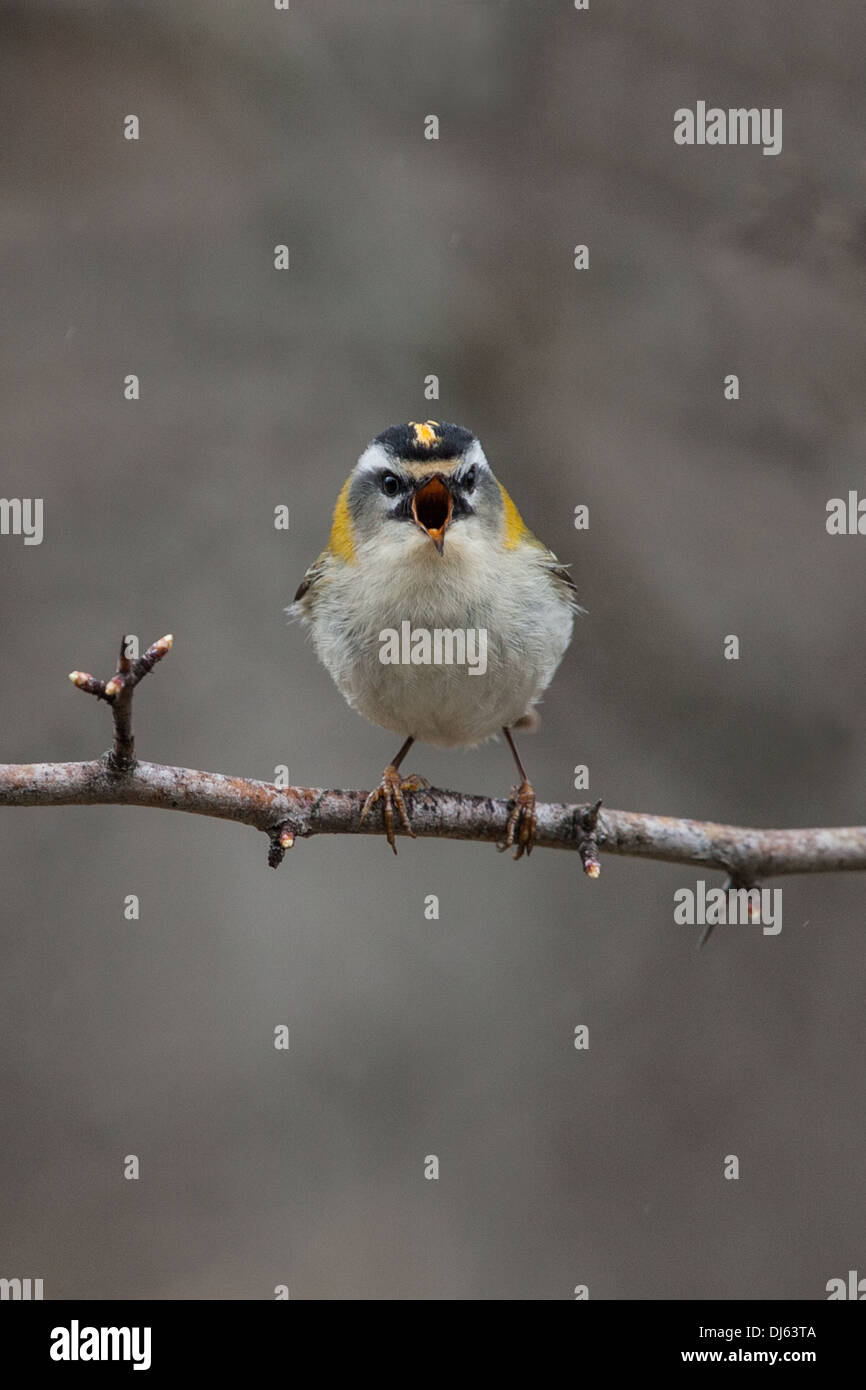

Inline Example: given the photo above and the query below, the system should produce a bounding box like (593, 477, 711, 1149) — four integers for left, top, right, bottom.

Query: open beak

(411, 475, 453, 555)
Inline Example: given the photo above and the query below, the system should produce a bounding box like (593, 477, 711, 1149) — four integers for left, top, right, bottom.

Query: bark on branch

(1, 636, 865, 881)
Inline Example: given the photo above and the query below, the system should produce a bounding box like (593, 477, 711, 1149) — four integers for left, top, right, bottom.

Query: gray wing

(290, 551, 329, 617)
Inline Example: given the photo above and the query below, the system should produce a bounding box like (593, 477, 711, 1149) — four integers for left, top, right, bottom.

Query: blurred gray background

(1, 0, 865, 1300)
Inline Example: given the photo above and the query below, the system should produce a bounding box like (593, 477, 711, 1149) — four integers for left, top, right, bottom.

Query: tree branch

(70, 633, 173, 771)
(1, 636, 865, 880)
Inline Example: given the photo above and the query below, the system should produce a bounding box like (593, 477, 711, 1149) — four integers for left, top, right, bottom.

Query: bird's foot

(360, 765, 429, 854)
(498, 778, 537, 860)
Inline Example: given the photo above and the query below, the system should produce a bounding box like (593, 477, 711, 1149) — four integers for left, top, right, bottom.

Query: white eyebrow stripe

(354, 443, 396, 477)
(460, 439, 488, 470)
(352, 436, 489, 480)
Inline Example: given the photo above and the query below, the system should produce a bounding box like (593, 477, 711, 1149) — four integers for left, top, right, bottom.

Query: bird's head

(335, 420, 505, 559)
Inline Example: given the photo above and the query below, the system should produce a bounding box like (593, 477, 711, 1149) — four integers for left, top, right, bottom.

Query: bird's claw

(360, 764, 429, 853)
(498, 779, 537, 860)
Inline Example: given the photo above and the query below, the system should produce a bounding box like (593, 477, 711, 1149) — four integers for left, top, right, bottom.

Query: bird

(290, 420, 580, 858)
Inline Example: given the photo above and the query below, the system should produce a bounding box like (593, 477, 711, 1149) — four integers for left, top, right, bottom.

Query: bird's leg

(498, 726, 537, 860)
(359, 735, 429, 854)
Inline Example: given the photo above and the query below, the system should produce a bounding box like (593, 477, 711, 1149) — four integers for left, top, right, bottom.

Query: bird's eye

(463, 466, 476, 491)
(381, 472, 401, 498)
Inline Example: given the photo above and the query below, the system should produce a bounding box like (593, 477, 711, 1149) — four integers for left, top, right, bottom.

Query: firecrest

(290, 421, 580, 857)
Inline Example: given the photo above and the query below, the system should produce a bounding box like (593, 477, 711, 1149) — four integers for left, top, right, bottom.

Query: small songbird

(290, 421, 580, 857)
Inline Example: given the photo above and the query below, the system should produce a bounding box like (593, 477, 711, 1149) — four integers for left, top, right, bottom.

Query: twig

(70, 634, 173, 771)
(1, 635, 864, 881)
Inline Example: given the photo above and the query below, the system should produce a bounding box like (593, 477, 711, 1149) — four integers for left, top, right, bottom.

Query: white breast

(303, 522, 574, 748)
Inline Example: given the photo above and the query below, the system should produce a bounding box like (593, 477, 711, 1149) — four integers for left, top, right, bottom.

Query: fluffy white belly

(305, 530, 573, 748)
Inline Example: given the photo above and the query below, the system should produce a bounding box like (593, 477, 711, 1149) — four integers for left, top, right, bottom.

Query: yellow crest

(409, 420, 440, 448)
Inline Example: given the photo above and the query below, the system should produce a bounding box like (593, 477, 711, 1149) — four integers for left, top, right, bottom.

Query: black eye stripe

(351, 463, 484, 525)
